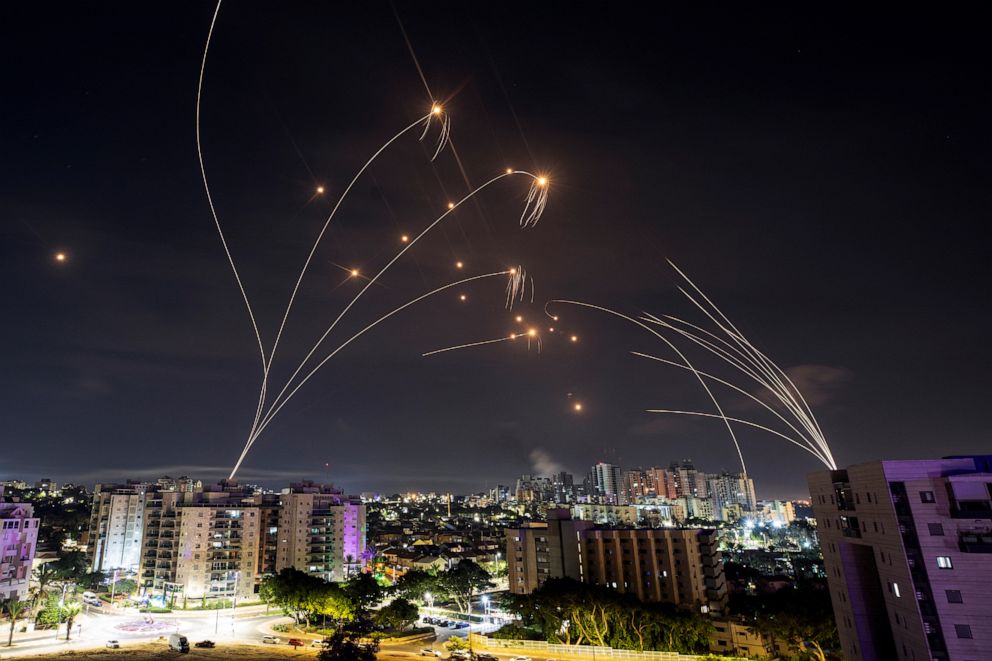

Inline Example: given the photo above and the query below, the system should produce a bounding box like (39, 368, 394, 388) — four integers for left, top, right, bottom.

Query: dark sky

(2, 3, 989, 499)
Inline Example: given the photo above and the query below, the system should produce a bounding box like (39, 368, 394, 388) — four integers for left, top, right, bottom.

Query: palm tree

(2, 597, 28, 647)
(32, 564, 57, 604)
(62, 602, 82, 641)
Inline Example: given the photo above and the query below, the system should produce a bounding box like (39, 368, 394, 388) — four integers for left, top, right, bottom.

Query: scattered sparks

(504, 266, 529, 310)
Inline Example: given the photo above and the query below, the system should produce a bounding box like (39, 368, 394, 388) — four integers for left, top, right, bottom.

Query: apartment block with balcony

(89, 482, 151, 573)
(0, 489, 39, 601)
(809, 456, 992, 661)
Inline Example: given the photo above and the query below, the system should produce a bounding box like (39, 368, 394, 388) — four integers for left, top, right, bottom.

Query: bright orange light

(509, 268, 517, 275)
(455, 261, 463, 269)
(537, 176, 548, 187)
(459, 294, 467, 302)
(506, 168, 513, 174)
(549, 327, 555, 332)
(515, 315, 523, 323)
(316, 186, 325, 194)
(552, 316, 559, 321)
(54, 252, 67, 262)
(447, 202, 455, 209)
(401, 235, 409, 243)
(350, 269, 359, 277)
(573, 402, 583, 412)
(527, 329, 537, 337)
(432, 104, 442, 115)
(570, 335, 578, 343)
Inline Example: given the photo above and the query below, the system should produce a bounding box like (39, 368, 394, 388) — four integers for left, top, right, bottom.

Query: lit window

(936, 556, 953, 569)
(889, 582, 901, 597)
(919, 491, 936, 503)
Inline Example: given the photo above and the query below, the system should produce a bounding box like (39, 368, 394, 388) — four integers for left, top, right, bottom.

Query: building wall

(506, 522, 550, 594)
(810, 457, 992, 661)
(175, 505, 258, 603)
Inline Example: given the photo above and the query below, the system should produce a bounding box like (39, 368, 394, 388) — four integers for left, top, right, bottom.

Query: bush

(272, 623, 292, 633)
(490, 623, 544, 641)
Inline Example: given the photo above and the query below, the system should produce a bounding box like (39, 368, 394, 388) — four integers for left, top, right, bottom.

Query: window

(954, 624, 972, 639)
(936, 556, 953, 569)
(889, 582, 901, 598)
(920, 491, 936, 503)
(946, 590, 963, 603)
(928, 523, 944, 536)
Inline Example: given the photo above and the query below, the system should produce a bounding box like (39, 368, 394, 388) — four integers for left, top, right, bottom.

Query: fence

(470, 634, 743, 661)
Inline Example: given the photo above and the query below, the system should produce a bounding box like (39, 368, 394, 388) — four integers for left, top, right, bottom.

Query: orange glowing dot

(527, 329, 537, 337)
(316, 186, 325, 194)
(537, 176, 548, 187)
(54, 252, 67, 262)
(455, 261, 463, 269)
(570, 335, 578, 342)
(459, 294, 467, 301)
(447, 202, 455, 209)
(509, 268, 517, 275)
(401, 235, 409, 243)
(432, 104, 442, 115)
(350, 269, 359, 277)
(549, 327, 555, 332)
(573, 402, 583, 412)
(552, 316, 559, 321)
(515, 315, 523, 323)
(506, 168, 513, 174)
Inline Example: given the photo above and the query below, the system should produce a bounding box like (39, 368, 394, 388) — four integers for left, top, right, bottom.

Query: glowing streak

(546, 299, 745, 473)
(645, 410, 828, 463)
(632, 352, 831, 466)
(422, 333, 527, 357)
(197, 0, 269, 433)
(230, 270, 516, 477)
(252, 110, 438, 445)
(520, 176, 549, 228)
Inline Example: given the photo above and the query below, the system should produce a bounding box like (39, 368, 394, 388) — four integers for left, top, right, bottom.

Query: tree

(435, 561, 492, 614)
(375, 598, 418, 631)
(62, 602, 82, 640)
(392, 570, 437, 603)
(733, 588, 840, 661)
(2, 597, 28, 647)
(317, 630, 379, 661)
(110, 578, 138, 596)
(343, 572, 382, 613)
(444, 636, 469, 651)
(32, 564, 57, 603)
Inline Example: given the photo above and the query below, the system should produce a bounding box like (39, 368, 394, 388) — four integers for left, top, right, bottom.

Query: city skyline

(3, 4, 989, 498)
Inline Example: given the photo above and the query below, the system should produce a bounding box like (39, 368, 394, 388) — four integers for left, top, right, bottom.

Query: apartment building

(88, 482, 152, 573)
(505, 509, 593, 594)
(0, 488, 39, 601)
(809, 456, 992, 661)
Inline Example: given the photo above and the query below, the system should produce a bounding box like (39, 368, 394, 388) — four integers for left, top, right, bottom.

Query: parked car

(312, 639, 331, 648)
(456, 622, 470, 629)
(510, 656, 532, 661)
(105, 640, 120, 649)
(168, 633, 190, 653)
(262, 635, 281, 644)
(420, 648, 443, 657)
(194, 640, 215, 648)
(437, 620, 450, 627)
(288, 638, 305, 648)
(477, 654, 498, 661)
(449, 650, 471, 659)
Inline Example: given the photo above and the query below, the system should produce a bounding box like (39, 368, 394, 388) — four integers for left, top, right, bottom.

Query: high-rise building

(580, 527, 727, 612)
(809, 456, 992, 661)
(622, 468, 650, 503)
(708, 472, 757, 520)
(505, 510, 726, 612)
(671, 459, 705, 498)
(0, 487, 39, 601)
(505, 509, 593, 594)
(552, 471, 575, 504)
(89, 482, 153, 573)
(591, 462, 622, 504)
(275, 482, 366, 582)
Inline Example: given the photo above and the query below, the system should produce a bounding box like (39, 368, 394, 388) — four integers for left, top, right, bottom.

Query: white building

(89, 483, 152, 573)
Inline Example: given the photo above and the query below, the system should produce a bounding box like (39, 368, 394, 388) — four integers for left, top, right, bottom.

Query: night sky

(3, 3, 989, 498)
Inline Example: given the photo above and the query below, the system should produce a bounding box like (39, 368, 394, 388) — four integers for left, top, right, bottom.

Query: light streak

(422, 333, 527, 357)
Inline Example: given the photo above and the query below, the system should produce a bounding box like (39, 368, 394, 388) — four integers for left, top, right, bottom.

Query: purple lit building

(809, 456, 992, 661)
(0, 486, 40, 601)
